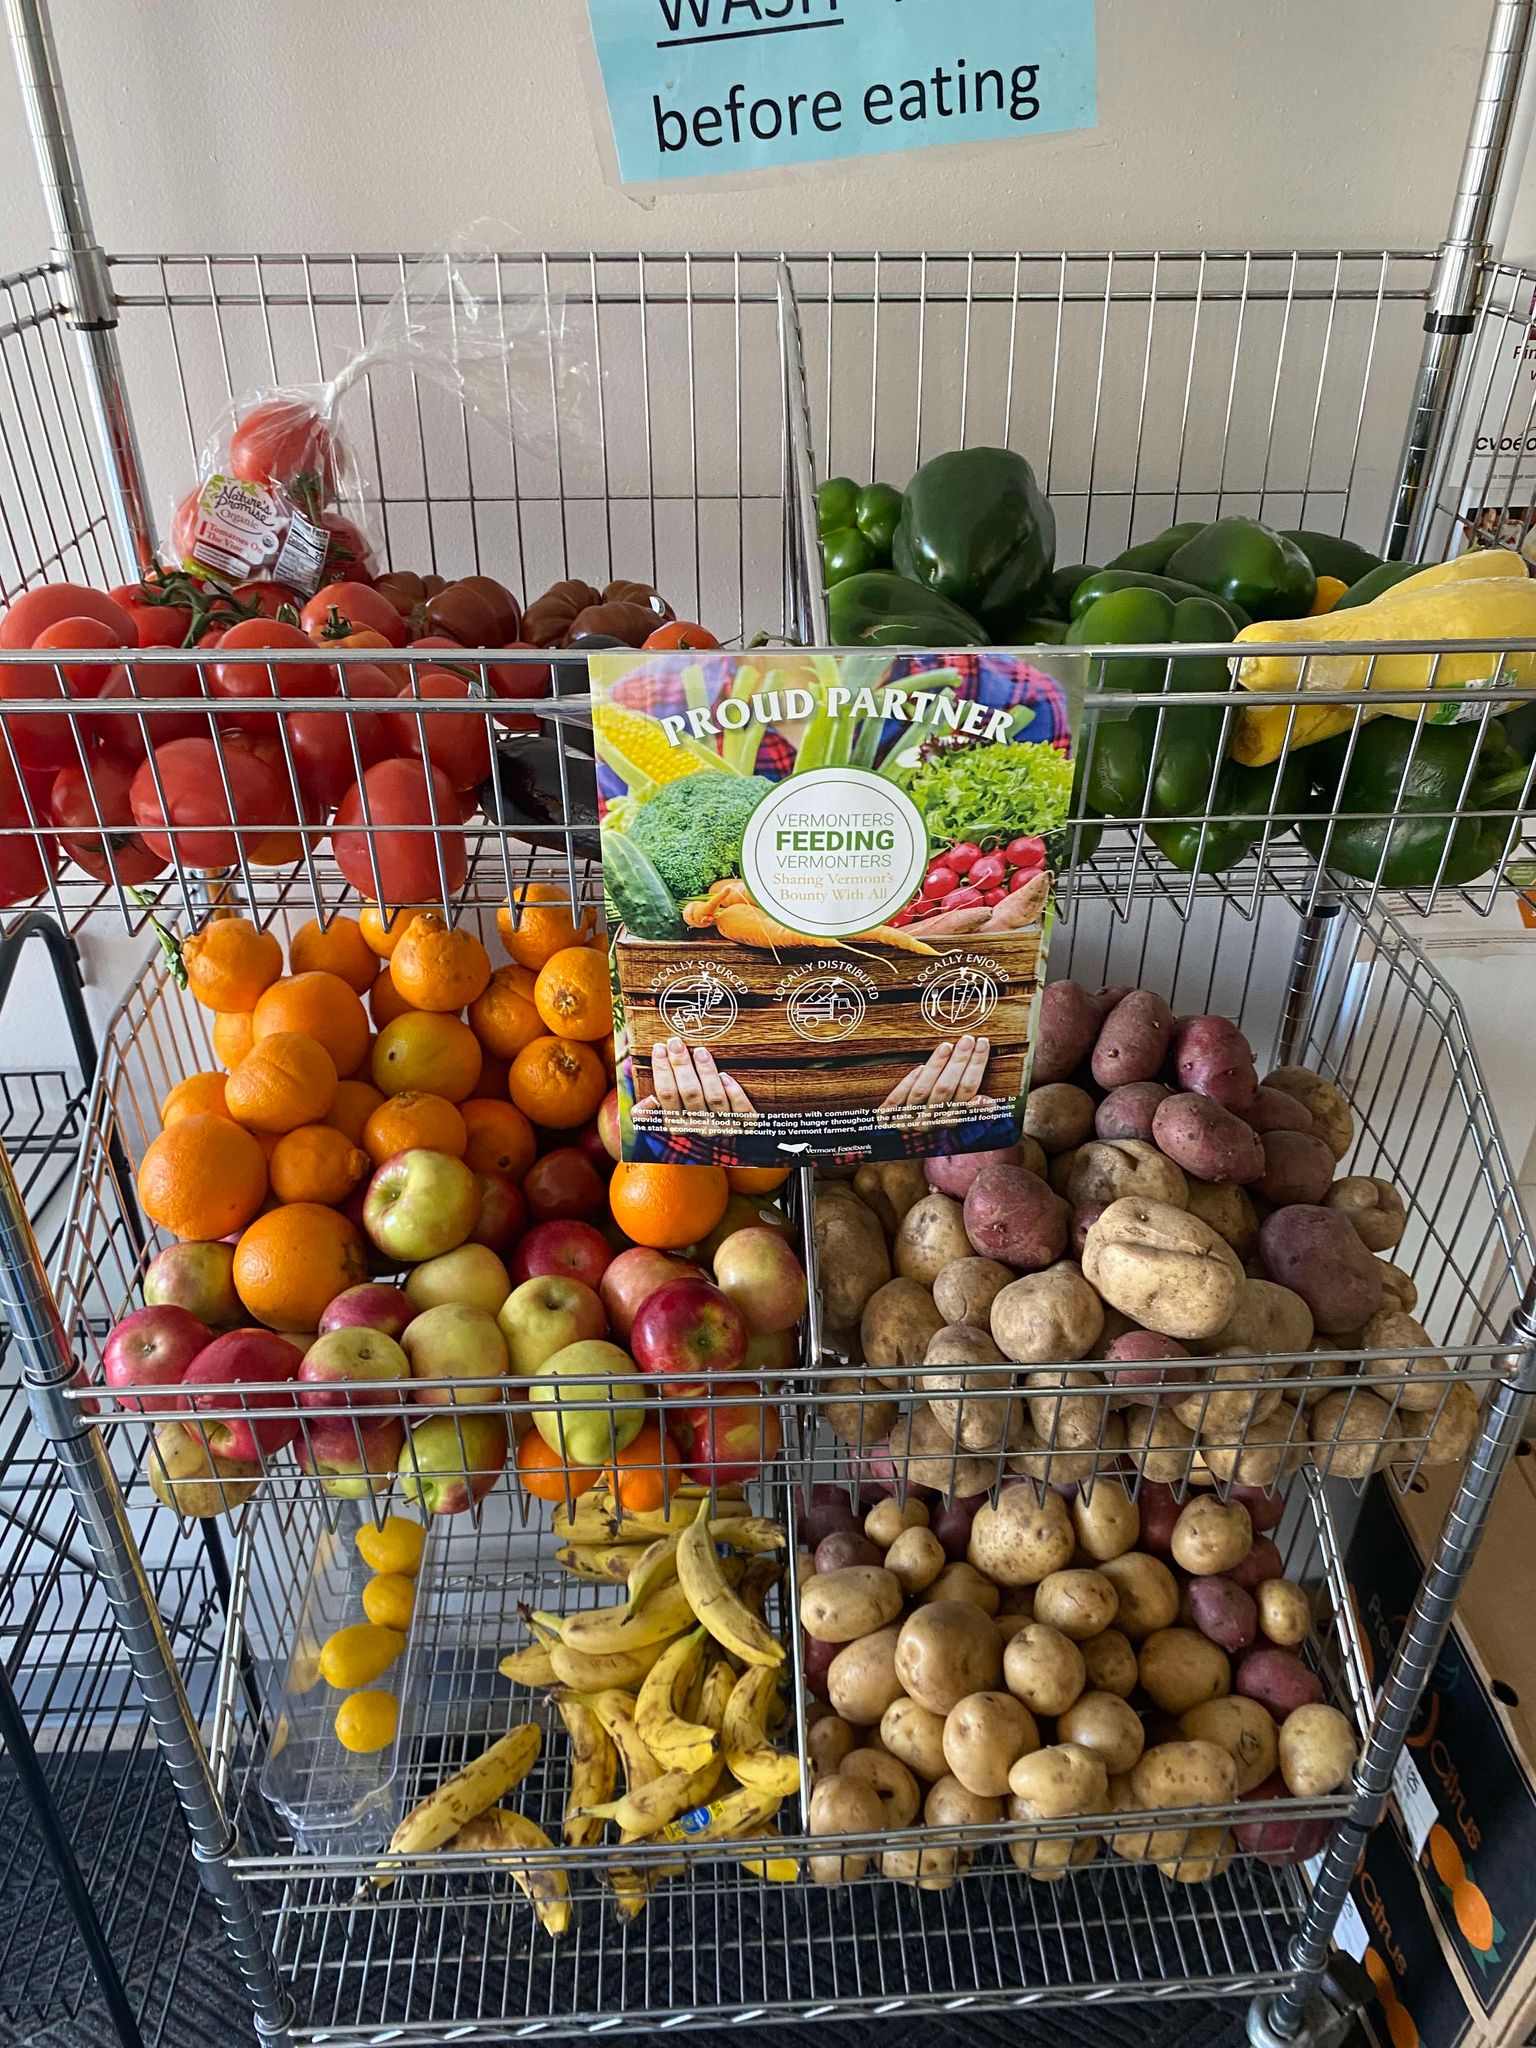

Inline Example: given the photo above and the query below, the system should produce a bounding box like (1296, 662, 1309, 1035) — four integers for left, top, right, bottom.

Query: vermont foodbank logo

(741, 769, 927, 939)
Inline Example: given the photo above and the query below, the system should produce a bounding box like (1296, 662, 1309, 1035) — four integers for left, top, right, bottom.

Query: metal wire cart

(4, 0, 1536, 2041)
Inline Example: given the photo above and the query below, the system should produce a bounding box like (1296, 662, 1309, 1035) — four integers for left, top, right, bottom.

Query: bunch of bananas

(499, 1496, 801, 1915)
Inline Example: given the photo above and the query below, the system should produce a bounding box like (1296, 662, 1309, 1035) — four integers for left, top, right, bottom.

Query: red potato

(924, 1143, 1027, 1200)
(1185, 1575, 1259, 1654)
(804, 1633, 838, 1701)
(816, 1531, 884, 1573)
(1135, 1481, 1183, 1557)
(1033, 982, 1102, 1085)
(1235, 1646, 1324, 1718)
(1233, 1772, 1332, 1866)
(1240, 1087, 1314, 1137)
(1230, 1483, 1288, 1533)
(1258, 1208, 1387, 1334)
(801, 1484, 863, 1549)
(1151, 1094, 1265, 1186)
(1090, 985, 1133, 1021)
(962, 1163, 1069, 1272)
(929, 1491, 987, 1561)
(1095, 1082, 1174, 1143)
(1226, 1536, 1284, 1590)
(1091, 990, 1176, 1088)
(1171, 1016, 1258, 1111)
(1103, 1330, 1193, 1405)
(1253, 1129, 1337, 1206)
(1070, 1202, 1105, 1259)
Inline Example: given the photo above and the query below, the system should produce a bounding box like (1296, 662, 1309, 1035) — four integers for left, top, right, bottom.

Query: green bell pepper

(1281, 530, 1383, 586)
(1150, 755, 1310, 874)
(817, 476, 859, 536)
(1330, 560, 1420, 611)
(1108, 522, 1205, 574)
(822, 526, 882, 586)
(892, 446, 1055, 625)
(1298, 717, 1531, 888)
(1165, 517, 1317, 621)
(854, 483, 902, 558)
(1050, 563, 1098, 618)
(1069, 568, 1251, 627)
(827, 570, 989, 648)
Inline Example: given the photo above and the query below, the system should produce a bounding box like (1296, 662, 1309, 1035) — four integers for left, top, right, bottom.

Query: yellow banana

(555, 1692, 617, 1851)
(722, 1666, 801, 1797)
(737, 1554, 782, 1617)
(497, 1642, 558, 1687)
(736, 1849, 801, 1882)
(656, 1785, 783, 1845)
(556, 1542, 643, 1583)
(586, 1753, 724, 1838)
(547, 1635, 670, 1692)
(624, 1532, 681, 1614)
(554, 1492, 749, 1546)
(636, 1628, 716, 1773)
(721, 1517, 790, 1556)
(583, 1688, 664, 1796)
(369, 1725, 541, 1891)
(448, 1807, 570, 1936)
(609, 1859, 684, 1920)
(677, 1503, 784, 1668)
(557, 1578, 696, 1656)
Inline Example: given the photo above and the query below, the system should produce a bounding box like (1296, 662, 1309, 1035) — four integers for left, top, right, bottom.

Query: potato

(1034, 981, 1103, 1085)
(1198, 1397, 1302, 1488)
(943, 1691, 1040, 1796)
(1226, 1535, 1284, 1592)
(968, 1484, 1075, 1587)
(996, 1611, 1035, 1650)
(1184, 1575, 1258, 1654)
(1178, 1696, 1279, 1794)
(1240, 1085, 1315, 1137)
(895, 1193, 975, 1287)
(1417, 1378, 1480, 1466)
(918, 1560, 1001, 1614)
(1278, 1702, 1357, 1798)
(1008, 1741, 1109, 1818)
(1182, 1181, 1261, 1259)
(1235, 1646, 1324, 1718)
(1047, 1147, 1081, 1198)
(1202, 1278, 1314, 1360)
(1254, 1128, 1337, 1207)
(814, 1185, 890, 1331)
(815, 1530, 884, 1574)
(1007, 1410, 1127, 1487)
(991, 1263, 1105, 1364)
(808, 1773, 884, 1885)
(1262, 1066, 1354, 1160)
(895, 1601, 1004, 1715)
(854, 1160, 931, 1236)
(1138, 1628, 1232, 1713)
(860, 1278, 946, 1377)
(925, 1141, 1045, 1201)
(1376, 1260, 1418, 1314)
(1131, 1738, 1239, 1810)
(1033, 1568, 1119, 1641)
(1072, 1480, 1140, 1561)
(1024, 1082, 1098, 1155)
(1069, 1138, 1189, 1210)
(1257, 1579, 1311, 1648)
(887, 1409, 997, 1499)
(921, 1325, 1012, 1450)
(1058, 1690, 1145, 1775)
(881, 1839, 962, 1890)
(865, 1495, 929, 1547)
(963, 1164, 1070, 1273)
(1122, 1404, 1198, 1486)
(827, 1625, 906, 1726)
(1103, 1330, 1196, 1405)
(1091, 990, 1176, 1089)
(1007, 1829, 1102, 1882)
(880, 1696, 950, 1781)
(1170, 1496, 1253, 1576)
(925, 1773, 1003, 1834)
(1157, 1826, 1234, 1884)
(820, 1376, 901, 1450)
(1172, 1353, 1283, 1442)
(1003, 1622, 1088, 1716)
(1095, 1082, 1174, 1144)
(1097, 1551, 1180, 1639)
(800, 1566, 904, 1643)
(1310, 1388, 1391, 1479)
(1080, 1627, 1138, 1699)
(884, 1524, 947, 1595)
(932, 1256, 1014, 1330)
(1231, 1779, 1332, 1867)
(841, 1746, 922, 1828)
(1171, 1015, 1258, 1110)
(929, 1492, 986, 1561)
(1361, 1310, 1447, 1413)
(1083, 1198, 1244, 1340)
(1151, 1095, 1265, 1186)
(1023, 1364, 1112, 1449)
(808, 1714, 860, 1780)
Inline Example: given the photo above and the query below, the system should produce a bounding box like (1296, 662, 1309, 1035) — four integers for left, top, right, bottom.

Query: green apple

(405, 1243, 512, 1318)
(530, 1338, 645, 1465)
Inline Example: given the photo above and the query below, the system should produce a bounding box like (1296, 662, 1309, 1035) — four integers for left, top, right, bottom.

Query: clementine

(225, 1032, 339, 1134)
(212, 1009, 255, 1069)
(516, 1426, 600, 1505)
(253, 972, 370, 1078)
(533, 946, 613, 1043)
(362, 1091, 468, 1166)
(468, 966, 545, 1060)
(369, 966, 416, 1030)
(325, 1078, 386, 1146)
(359, 903, 410, 958)
(181, 916, 283, 1014)
(269, 1124, 371, 1205)
(389, 912, 492, 1012)
(161, 1071, 231, 1126)
(726, 1165, 792, 1194)
(460, 1098, 537, 1180)
(608, 1161, 730, 1250)
(497, 881, 594, 971)
(606, 1419, 679, 1513)
(136, 1114, 268, 1242)
(371, 1012, 483, 1101)
(508, 1036, 606, 1130)
(289, 915, 377, 994)
(232, 1204, 368, 1332)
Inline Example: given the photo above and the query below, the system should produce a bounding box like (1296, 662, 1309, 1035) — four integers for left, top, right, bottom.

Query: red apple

(631, 1279, 748, 1397)
(398, 1411, 508, 1514)
(711, 1226, 807, 1335)
(677, 1392, 782, 1485)
(177, 1327, 302, 1461)
(522, 1146, 605, 1222)
(573, 1115, 613, 1176)
(297, 1326, 410, 1412)
(743, 1327, 797, 1377)
(597, 1087, 622, 1162)
(469, 1170, 526, 1254)
(142, 1241, 241, 1329)
(296, 1413, 407, 1497)
(318, 1282, 414, 1340)
(497, 1274, 606, 1379)
(103, 1305, 211, 1414)
(600, 1247, 706, 1340)
(510, 1218, 612, 1290)
(698, 1192, 793, 1265)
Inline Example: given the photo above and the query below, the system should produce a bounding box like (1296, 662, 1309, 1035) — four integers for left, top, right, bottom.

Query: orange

(534, 946, 613, 1043)
(181, 916, 283, 1014)
(253, 972, 371, 1079)
(225, 1032, 339, 1135)
(497, 880, 594, 971)
(606, 1420, 679, 1514)
(347, 1031, 376, 1079)
(269, 1124, 371, 1205)
(460, 1099, 537, 1180)
(359, 903, 410, 959)
(608, 1161, 730, 1250)
(468, 967, 545, 1060)
(362, 1091, 468, 1166)
(369, 966, 417, 1030)
(516, 1426, 601, 1505)
(232, 1203, 368, 1332)
(372, 1013, 482, 1102)
(389, 912, 492, 1012)
(161, 1071, 230, 1126)
(289, 915, 377, 994)
(212, 1009, 255, 1069)
(726, 1165, 792, 1194)
(136, 1114, 268, 1242)
(1453, 1878, 1495, 1952)
(326, 1078, 386, 1146)
(508, 1036, 606, 1130)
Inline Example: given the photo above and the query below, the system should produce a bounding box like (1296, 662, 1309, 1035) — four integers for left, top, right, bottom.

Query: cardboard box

(1346, 1449, 1536, 2045)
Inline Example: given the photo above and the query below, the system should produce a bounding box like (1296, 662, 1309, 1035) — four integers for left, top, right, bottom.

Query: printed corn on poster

(592, 651, 1074, 1165)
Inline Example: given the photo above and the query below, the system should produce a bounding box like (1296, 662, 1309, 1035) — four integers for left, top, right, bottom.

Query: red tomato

(0, 583, 137, 651)
(229, 399, 338, 495)
(30, 615, 132, 695)
(0, 657, 90, 773)
(284, 669, 393, 816)
(413, 635, 546, 733)
(85, 665, 214, 764)
(0, 752, 58, 906)
(228, 581, 303, 619)
(643, 620, 721, 651)
(387, 671, 494, 791)
(300, 582, 407, 646)
(49, 759, 165, 885)
(319, 514, 373, 582)
(125, 604, 193, 648)
(332, 759, 467, 903)
(129, 736, 297, 869)
(211, 619, 339, 735)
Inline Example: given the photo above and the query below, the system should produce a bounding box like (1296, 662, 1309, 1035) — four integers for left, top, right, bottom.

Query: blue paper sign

(585, 0, 1097, 184)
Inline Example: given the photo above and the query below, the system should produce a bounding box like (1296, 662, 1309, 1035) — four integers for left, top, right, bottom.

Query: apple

(297, 1326, 409, 1412)
(400, 1302, 509, 1406)
(318, 1282, 415, 1340)
(468, 1170, 526, 1255)
(398, 1411, 508, 1515)
(178, 1327, 302, 1461)
(497, 1274, 606, 1380)
(103, 1305, 211, 1414)
(296, 1412, 407, 1497)
(630, 1279, 748, 1397)
(522, 1146, 605, 1222)
(510, 1219, 612, 1290)
(699, 1192, 793, 1265)
(573, 1116, 612, 1176)
(529, 1338, 645, 1465)
(744, 1327, 797, 1377)
(363, 1148, 479, 1263)
(405, 1243, 512, 1318)
(711, 1226, 808, 1335)
(144, 1419, 261, 1517)
(678, 1392, 782, 1485)
(599, 1247, 706, 1340)
(596, 1088, 622, 1163)
(143, 1241, 241, 1329)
